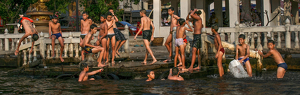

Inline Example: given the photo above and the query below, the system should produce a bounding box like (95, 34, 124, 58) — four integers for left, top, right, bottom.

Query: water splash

(228, 60, 249, 78)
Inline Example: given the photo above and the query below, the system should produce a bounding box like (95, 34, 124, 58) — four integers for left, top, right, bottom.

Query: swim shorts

(107, 33, 115, 39)
(143, 30, 152, 42)
(192, 34, 202, 49)
(114, 28, 126, 41)
(238, 57, 250, 65)
(84, 46, 93, 53)
(220, 48, 225, 54)
(52, 33, 62, 39)
(175, 38, 184, 47)
(80, 34, 86, 39)
(278, 63, 288, 70)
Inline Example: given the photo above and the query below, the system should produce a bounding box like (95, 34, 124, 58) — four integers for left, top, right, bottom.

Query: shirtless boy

(134, 9, 157, 65)
(258, 40, 287, 78)
(15, 14, 39, 56)
(80, 24, 106, 67)
(236, 34, 252, 77)
(96, 15, 108, 64)
(80, 12, 93, 60)
(163, 7, 180, 63)
(105, 12, 117, 64)
(49, 16, 65, 62)
(188, 9, 203, 70)
(78, 62, 103, 82)
(146, 70, 155, 81)
(168, 67, 184, 81)
(174, 19, 193, 69)
(212, 24, 225, 77)
(108, 8, 127, 57)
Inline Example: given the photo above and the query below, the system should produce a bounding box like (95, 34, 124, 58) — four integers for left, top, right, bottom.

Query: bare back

(49, 21, 61, 34)
(214, 34, 223, 50)
(176, 26, 185, 38)
(22, 19, 37, 34)
(141, 17, 151, 30)
(82, 33, 93, 47)
(81, 19, 92, 34)
(237, 44, 249, 57)
(269, 49, 285, 64)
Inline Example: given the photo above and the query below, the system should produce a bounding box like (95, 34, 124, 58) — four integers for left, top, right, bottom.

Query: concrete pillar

(143, 2, 149, 10)
(291, 0, 298, 24)
(271, 0, 280, 26)
(242, 0, 251, 13)
(214, 0, 223, 27)
(263, 0, 271, 26)
(171, 1, 178, 15)
(229, 0, 239, 43)
(153, 0, 161, 37)
(195, 0, 204, 9)
(180, 0, 191, 19)
(225, 0, 229, 23)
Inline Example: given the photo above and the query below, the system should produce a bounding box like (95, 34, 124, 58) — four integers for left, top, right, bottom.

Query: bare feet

(60, 57, 64, 62)
(141, 61, 147, 65)
(111, 61, 115, 66)
(116, 51, 120, 56)
(177, 63, 183, 67)
(150, 59, 157, 65)
(193, 66, 201, 70)
(14, 50, 19, 55)
(163, 58, 171, 63)
(98, 63, 106, 67)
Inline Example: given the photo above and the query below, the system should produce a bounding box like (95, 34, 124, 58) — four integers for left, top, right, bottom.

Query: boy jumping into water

(134, 9, 157, 65)
(49, 16, 65, 62)
(80, 12, 93, 61)
(168, 67, 184, 81)
(15, 14, 39, 56)
(174, 18, 193, 69)
(78, 63, 103, 82)
(188, 9, 203, 70)
(236, 34, 252, 77)
(163, 7, 180, 63)
(80, 24, 106, 67)
(146, 70, 155, 81)
(258, 40, 287, 78)
(212, 24, 225, 77)
(96, 15, 108, 65)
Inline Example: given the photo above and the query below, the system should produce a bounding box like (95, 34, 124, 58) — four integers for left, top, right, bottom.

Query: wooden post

(4, 28, 9, 51)
(295, 28, 299, 48)
(250, 33, 255, 49)
(263, 32, 268, 49)
(285, 19, 291, 48)
(277, 32, 281, 48)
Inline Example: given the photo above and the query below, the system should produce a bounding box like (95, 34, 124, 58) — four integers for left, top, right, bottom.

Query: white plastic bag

(228, 60, 249, 78)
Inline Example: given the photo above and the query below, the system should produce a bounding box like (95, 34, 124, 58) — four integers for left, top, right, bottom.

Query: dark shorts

(278, 63, 288, 70)
(80, 34, 86, 39)
(238, 57, 250, 65)
(84, 46, 93, 53)
(143, 30, 152, 42)
(220, 48, 225, 54)
(52, 33, 62, 39)
(107, 34, 115, 39)
(114, 28, 126, 41)
(192, 34, 202, 49)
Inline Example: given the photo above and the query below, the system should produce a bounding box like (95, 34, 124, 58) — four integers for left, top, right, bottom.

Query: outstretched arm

(87, 69, 103, 76)
(185, 21, 193, 32)
(258, 50, 273, 58)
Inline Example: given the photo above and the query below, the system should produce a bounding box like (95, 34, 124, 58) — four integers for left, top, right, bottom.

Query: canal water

(0, 68, 299, 94)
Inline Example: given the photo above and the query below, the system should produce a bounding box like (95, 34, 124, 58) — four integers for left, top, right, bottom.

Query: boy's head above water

(172, 67, 179, 76)
(238, 34, 246, 44)
(146, 70, 155, 80)
(211, 24, 219, 32)
(80, 63, 89, 71)
(267, 40, 275, 49)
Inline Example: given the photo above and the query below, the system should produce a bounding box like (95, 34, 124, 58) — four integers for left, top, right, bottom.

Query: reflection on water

(0, 69, 300, 94)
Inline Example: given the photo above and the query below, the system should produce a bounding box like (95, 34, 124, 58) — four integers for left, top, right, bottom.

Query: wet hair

(82, 12, 88, 15)
(169, 7, 175, 11)
(80, 63, 88, 70)
(32, 34, 39, 41)
(195, 10, 202, 15)
(146, 70, 153, 76)
(106, 12, 113, 18)
(52, 15, 58, 19)
(239, 34, 245, 39)
(172, 67, 179, 76)
(178, 18, 185, 25)
(100, 15, 106, 19)
(211, 24, 219, 32)
(140, 9, 146, 14)
(108, 8, 113, 11)
(90, 24, 97, 30)
(268, 40, 275, 45)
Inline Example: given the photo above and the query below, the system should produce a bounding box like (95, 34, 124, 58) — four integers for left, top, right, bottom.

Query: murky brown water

(0, 69, 299, 94)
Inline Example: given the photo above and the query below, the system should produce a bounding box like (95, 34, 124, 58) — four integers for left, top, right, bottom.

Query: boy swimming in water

(235, 34, 252, 77)
(146, 70, 155, 81)
(78, 63, 103, 82)
(168, 67, 184, 81)
(212, 24, 225, 77)
(258, 40, 287, 78)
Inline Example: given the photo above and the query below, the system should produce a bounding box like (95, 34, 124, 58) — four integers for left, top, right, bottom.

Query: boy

(49, 16, 65, 62)
(134, 9, 157, 65)
(80, 24, 106, 67)
(108, 8, 127, 57)
(105, 12, 117, 65)
(163, 7, 180, 63)
(168, 67, 184, 81)
(146, 70, 155, 81)
(212, 24, 225, 77)
(80, 12, 93, 61)
(187, 9, 203, 70)
(78, 62, 103, 82)
(15, 14, 39, 56)
(258, 40, 287, 78)
(96, 15, 108, 64)
(236, 34, 252, 77)
(174, 18, 193, 69)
